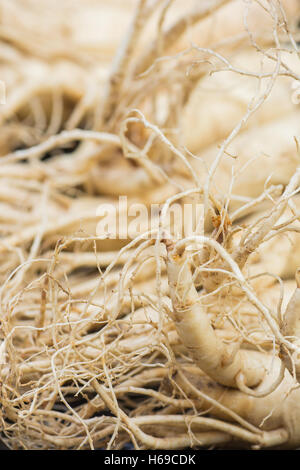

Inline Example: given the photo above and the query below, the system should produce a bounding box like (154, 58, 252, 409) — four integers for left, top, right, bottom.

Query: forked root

(165, 240, 269, 389)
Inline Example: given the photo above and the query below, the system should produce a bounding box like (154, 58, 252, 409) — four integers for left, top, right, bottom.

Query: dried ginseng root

(1, 0, 300, 451)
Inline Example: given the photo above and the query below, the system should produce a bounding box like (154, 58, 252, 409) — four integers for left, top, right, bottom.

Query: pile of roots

(1, 0, 300, 450)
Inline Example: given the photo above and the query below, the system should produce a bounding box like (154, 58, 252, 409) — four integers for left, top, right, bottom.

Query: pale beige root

(134, 0, 232, 76)
(0, 189, 191, 265)
(175, 365, 300, 448)
(91, 378, 289, 449)
(2, 0, 297, 207)
(89, 157, 158, 196)
(232, 168, 300, 271)
(179, 0, 300, 53)
(0, 0, 170, 63)
(190, 168, 300, 301)
(98, 0, 154, 126)
(0, 241, 299, 449)
(165, 240, 270, 389)
(2, 216, 293, 449)
(0, 61, 91, 129)
(2, 0, 300, 452)
(3, 0, 298, 66)
(0, 0, 130, 62)
(244, 197, 300, 281)
(163, 216, 300, 385)
(280, 270, 300, 381)
(134, 0, 300, 77)
(182, 50, 300, 154)
(0, 191, 160, 257)
(191, 276, 297, 354)
(189, 112, 300, 211)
